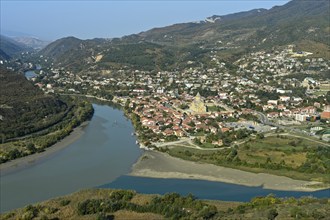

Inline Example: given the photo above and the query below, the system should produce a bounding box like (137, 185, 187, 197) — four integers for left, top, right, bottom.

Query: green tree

(267, 208, 278, 220)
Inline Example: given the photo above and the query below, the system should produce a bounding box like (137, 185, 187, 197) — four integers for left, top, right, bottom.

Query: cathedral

(189, 92, 207, 114)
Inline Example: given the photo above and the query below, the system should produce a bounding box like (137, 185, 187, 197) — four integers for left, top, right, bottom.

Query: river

(102, 176, 330, 202)
(0, 104, 142, 212)
(24, 65, 41, 79)
(1, 104, 329, 213)
(24, 70, 37, 79)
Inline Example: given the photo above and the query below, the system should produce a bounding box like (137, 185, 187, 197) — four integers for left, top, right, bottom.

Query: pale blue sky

(1, 0, 289, 40)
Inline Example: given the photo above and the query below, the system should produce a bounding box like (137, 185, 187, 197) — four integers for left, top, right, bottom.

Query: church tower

(189, 92, 207, 114)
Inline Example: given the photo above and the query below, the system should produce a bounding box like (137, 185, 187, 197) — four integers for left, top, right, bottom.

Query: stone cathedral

(189, 92, 207, 114)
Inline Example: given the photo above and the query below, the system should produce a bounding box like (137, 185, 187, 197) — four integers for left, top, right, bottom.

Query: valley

(0, 0, 329, 217)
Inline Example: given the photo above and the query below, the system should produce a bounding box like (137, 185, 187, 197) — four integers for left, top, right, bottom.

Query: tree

(267, 208, 278, 220)
(26, 142, 37, 153)
(194, 138, 202, 145)
(256, 133, 265, 139)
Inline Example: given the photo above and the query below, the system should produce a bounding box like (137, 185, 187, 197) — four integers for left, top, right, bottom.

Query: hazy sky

(1, 0, 289, 40)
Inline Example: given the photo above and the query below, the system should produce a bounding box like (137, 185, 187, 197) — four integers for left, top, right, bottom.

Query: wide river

(1, 104, 329, 212)
(0, 104, 142, 212)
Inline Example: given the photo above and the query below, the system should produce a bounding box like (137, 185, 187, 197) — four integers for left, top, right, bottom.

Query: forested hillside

(0, 68, 94, 163)
(0, 68, 68, 139)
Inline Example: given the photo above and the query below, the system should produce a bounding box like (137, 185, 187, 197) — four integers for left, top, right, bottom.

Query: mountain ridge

(37, 0, 330, 71)
(12, 36, 50, 49)
(0, 35, 31, 57)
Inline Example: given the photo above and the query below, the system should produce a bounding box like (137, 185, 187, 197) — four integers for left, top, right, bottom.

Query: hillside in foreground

(1, 189, 329, 220)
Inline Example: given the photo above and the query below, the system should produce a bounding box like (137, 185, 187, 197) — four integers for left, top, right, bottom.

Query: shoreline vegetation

(0, 121, 88, 176)
(0, 95, 119, 175)
(1, 189, 329, 219)
(0, 96, 94, 166)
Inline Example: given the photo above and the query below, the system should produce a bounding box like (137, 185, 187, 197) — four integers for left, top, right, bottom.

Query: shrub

(59, 199, 71, 206)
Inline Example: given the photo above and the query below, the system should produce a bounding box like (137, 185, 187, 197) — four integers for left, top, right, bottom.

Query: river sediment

(0, 122, 89, 176)
(130, 151, 327, 192)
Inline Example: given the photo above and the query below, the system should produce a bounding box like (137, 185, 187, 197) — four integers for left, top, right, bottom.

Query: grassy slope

(1, 189, 329, 220)
(167, 135, 330, 183)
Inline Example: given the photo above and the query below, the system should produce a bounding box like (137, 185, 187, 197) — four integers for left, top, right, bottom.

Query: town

(14, 44, 329, 149)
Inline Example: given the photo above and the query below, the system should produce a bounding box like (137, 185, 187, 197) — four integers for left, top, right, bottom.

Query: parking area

(225, 121, 274, 133)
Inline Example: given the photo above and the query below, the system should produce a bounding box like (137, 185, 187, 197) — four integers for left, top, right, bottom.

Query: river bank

(130, 151, 328, 192)
(0, 121, 89, 176)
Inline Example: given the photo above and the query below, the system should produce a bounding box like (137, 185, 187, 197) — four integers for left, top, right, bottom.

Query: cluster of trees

(0, 98, 94, 163)
(194, 128, 254, 148)
(226, 144, 329, 176)
(0, 69, 73, 140)
(298, 146, 330, 174)
(170, 136, 329, 183)
(4, 190, 329, 219)
(195, 88, 218, 98)
(207, 105, 226, 112)
(16, 204, 58, 220)
(229, 194, 329, 219)
(101, 42, 176, 71)
(240, 113, 259, 121)
(1, 96, 69, 140)
(77, 190, 135, 215)
(76, 191, 330, 219)
(77, 191, 218, 219)
(221, 143, 330, 179)
(255, 90, 279, 103)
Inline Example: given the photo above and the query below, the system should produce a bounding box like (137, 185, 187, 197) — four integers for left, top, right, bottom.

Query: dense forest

(0, 68, 94, 163)
(0, 68, 69, 139)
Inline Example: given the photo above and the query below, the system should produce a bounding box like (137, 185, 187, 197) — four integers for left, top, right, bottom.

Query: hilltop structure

(190, 92, 207, 114)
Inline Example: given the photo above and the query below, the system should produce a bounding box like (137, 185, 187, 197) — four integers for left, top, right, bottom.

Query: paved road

(154, 138, 230, 151)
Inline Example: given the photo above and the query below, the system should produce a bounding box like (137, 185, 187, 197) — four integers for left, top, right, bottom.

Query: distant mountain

(1, 30, 36, 38)
(0, 48, 11, 60)
(39, 0, 330, 71)
(137, 9, 271, 45)
(38, 36, 113, 71)
(226, 0, 330, 49)
(140, 0, 329, 48)
(205, 9, 268, 24)
(0, 35, 31, 57)
(38, 36, 178, 71)
(1, 30, 50, 49)
(12, 36, 50, 50)
(39, 36, 83, 58)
